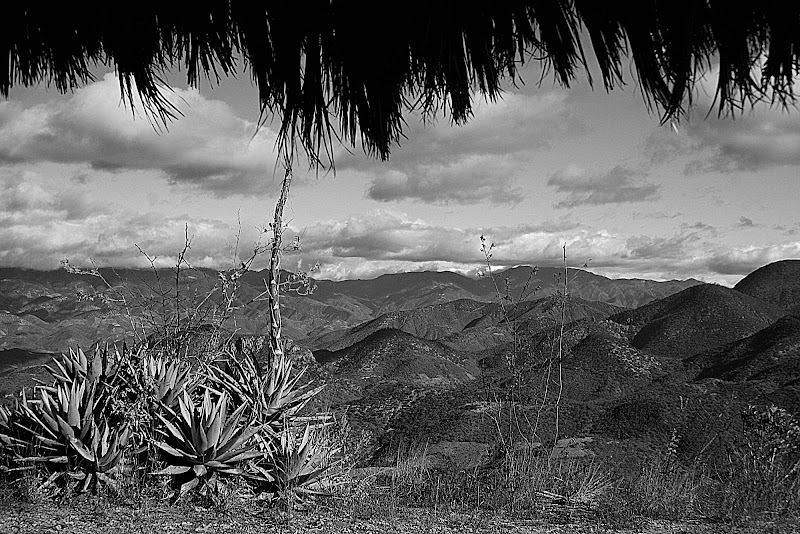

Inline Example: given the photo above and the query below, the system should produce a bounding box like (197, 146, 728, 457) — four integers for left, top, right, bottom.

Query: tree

(2, 2, 797, 166)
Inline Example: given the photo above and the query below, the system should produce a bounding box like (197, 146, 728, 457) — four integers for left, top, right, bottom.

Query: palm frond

(2, 3, 797, 164)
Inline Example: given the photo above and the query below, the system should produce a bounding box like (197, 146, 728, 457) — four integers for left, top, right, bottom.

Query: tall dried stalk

(263, 166, 293, 376)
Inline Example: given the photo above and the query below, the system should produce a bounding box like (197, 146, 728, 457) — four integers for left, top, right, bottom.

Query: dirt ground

(0, 499, 788, 534)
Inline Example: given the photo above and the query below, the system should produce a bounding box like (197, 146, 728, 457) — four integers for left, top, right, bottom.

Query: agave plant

(204, 349, 323, 434)
(43, 346, 122, 388)
(0, 403, 14, 446)
(11, 380, 132, 492)
(135, 352, 195, 409)
(152, 389, 262, 497)
(67, 419, 132, 492)
(0, 403, 25, 463)
(17, 380, 98, 457)
(248, 424, 340, 501)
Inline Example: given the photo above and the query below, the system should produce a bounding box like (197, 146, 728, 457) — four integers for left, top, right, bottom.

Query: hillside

(686, 314, 800, 385)
(734, 259, 800, 312)
(438, 296, 622, 352)
(319, 328, 476, 387)
(306, 299, 498, 352)
(609, 283, 787, 359)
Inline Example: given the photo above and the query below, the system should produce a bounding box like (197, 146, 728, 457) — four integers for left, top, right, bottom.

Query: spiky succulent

(68, 418, 132, 492)
(152, 389, 262, 497)
(43, 346, 122, 389)
(204, 349, 323, 434)
(8, 378, 132, 492)
(16, 380, 97, 457)
(249, 424, 340, 501)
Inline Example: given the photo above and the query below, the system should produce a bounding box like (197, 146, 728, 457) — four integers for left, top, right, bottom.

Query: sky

(1, 61, 798, 286)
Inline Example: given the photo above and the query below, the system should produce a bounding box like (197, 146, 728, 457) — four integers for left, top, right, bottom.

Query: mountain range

(2, 260, 800, 471)
(0, 265, 700, 355)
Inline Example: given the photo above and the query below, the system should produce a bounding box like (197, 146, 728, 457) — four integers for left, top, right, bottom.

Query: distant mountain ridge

(0, 265, 701, 354)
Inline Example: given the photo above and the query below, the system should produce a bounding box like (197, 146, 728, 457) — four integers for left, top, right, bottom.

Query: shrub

(721, 404, 800, 520)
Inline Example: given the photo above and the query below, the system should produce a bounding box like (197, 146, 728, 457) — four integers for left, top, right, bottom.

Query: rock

(550, 436, 595, 459)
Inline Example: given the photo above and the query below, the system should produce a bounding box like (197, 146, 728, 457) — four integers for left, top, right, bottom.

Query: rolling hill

(734, 259, 800, 313)
(306, 299, 498, 352)
(609, 284, 787, 359)
(319, 328, 476, 387)
(686, 314, 800, 385)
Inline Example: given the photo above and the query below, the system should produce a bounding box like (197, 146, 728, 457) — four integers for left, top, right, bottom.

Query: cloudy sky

(1, 62, 798, 286)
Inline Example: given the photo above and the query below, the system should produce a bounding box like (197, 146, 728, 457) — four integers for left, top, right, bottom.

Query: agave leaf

(98, 449, 122, 471)
(32, 405, 60, 435)
(180, 477, 200, 496)
(178, 392, 193, 427)
(217, 403, 249, 447)
(295, 465, 333, 486)
(202, 389, 213, 418)
(66, 383, 81, 427)
(249, 464, 276, 482)
(81, 471, 92, 492)
(205, 404, 224, 454)
(218, 449, 263, 464)
(14, 455, 67, 463)
(215, 434, 260, 463)
(78, 348, 88, 372)
(82, 382, 97, 423)
(157, 413, 191, 452)
(98, 428, 130, 468)
(90, 422, 101, 453)
(299, 425, 312, 450)
(88, 351, 103, 383)
(153, 440, 189, 459)
(286, 451, 308, 481)
(55, 414, 75, 440)
(69, 437, 96, 464)
(152, 465, 192, 475)
(211, 421, 249, 456)
(191, 420, 206, 457)
(32, 434, 61, 448)
(117, 426, 131, 448)
(193, 464, 208, 477)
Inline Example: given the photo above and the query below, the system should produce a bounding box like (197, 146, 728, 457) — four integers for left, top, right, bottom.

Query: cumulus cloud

(0, 209, 249, 271)
(707, 243, 800, 275)
(0, 176, 106, 226)
(280, 210, 724, 282)
(547, 165, 660, 208)
(623, 234, 701, 260)
(0, 74, 280, 196)
(645, 110, 800, 174)
(288, 210, 596, 272)
(687, 113, 800, 173)
(0, 171, 254, 269)
(344, 91, 582, 205)
(365, 155, 525, 205)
